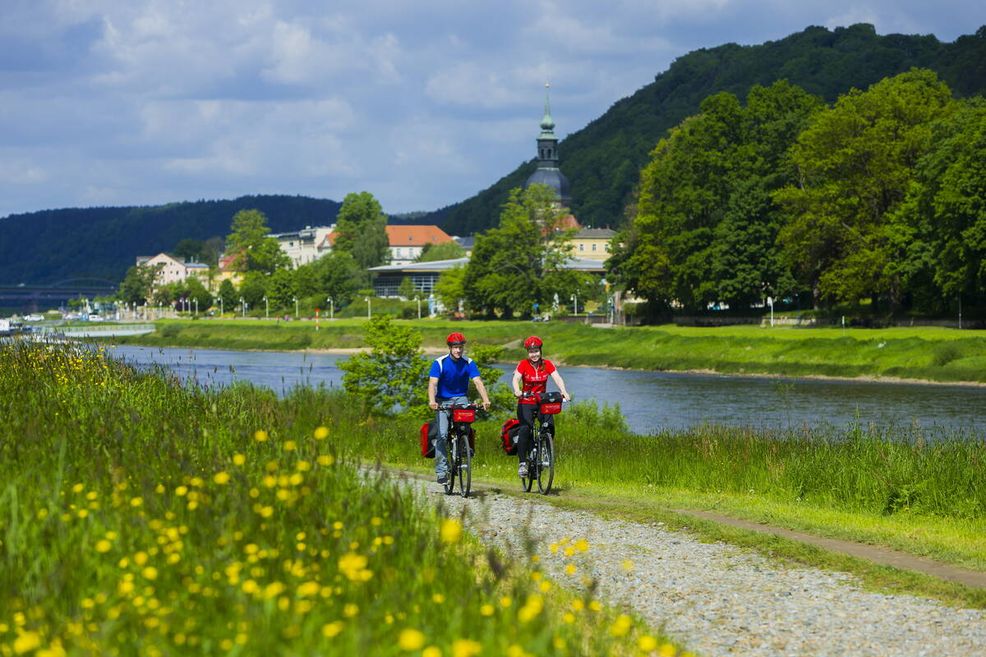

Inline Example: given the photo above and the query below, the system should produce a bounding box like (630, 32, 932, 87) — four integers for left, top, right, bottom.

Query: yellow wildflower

(213, 472, 230, 485)
(574, 538, 590, 552)
(452, 639, 481, 657)
(637, 635, 658, 652)
(343, 604, 359, 618)
(254, 430, 269, 442)
(480, 604, 494, 617)
(95, 540, 112, 553)
(565, 564, 577, 575)
(141, 567, 158, 581)
(321, 621, 344, 638)
(622, 559, 635, 572)
(283, 440, 297, 451)
(609, 614, 632, 637)
(233, 453, 246, 466)
(314, 426, 330, 440)
(659, 643, 678, 657)
(422, 647, 442, 657)
(13, 630, 42, 654)
(517, 594, 543, 623)
(440, 518, 462, 544)
(397, 628, 425, 651)
(317, 454, 334, 466)
(296, 582, 320, 598)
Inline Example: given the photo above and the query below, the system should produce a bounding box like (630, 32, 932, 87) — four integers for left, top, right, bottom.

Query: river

(105, 345, 986, 438)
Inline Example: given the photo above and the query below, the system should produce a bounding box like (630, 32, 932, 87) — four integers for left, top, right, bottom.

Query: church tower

(525, 83, 572, 208)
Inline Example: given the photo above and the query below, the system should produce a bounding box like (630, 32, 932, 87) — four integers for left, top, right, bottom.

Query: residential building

(571, 227, 617, 261)
(386, 225, 454, 265)
(272, 225, 336, 268)
(136, 253, 210, 287)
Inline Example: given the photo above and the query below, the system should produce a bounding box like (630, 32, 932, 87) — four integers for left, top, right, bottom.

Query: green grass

(110, 319, 986, 383)
(0, 342, 674, 656)
(297, 394, 986, 607)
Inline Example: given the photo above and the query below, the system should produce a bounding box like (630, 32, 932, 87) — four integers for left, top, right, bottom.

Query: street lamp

(219, 297, 223, 316)
(292, 296, 298, 319)
(767, 296, 774, 327)
(263, 295, 269, 320)
(193, 298, 198, 317)
(365, 297, 371, 320)
(570, 293, 578, 316)
(327, 297, 334, 320)
(416, 296, 421, 319)
(240, 297, 246, 318)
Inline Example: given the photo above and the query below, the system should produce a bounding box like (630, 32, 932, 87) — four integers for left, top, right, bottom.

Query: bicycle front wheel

(536, 430, 554, 494)
(458, 433, 471, 498)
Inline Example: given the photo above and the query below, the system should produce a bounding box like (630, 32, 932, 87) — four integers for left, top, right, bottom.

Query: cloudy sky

(1, 1, 982, 219)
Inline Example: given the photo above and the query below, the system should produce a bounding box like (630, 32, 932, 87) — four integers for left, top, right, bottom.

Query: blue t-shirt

(429, 354, 481, 399)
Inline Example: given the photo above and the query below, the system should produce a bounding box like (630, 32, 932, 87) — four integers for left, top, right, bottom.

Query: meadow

(112, 319, 986, 384)
(0, 341, 677, 657)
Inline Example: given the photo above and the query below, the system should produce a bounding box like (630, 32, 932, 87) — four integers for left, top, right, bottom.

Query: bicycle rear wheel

(536, 430, 554, 494)
(458, 433, 471, 498)
(521, 444, 535, 492)
(444, 434, 457, 496)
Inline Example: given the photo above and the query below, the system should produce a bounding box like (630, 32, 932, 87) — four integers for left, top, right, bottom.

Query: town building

(386, 225, 454, 265)
(571, 227, 617, 260)
(136, 253, 210, 287)
(271, 225, 335, 268)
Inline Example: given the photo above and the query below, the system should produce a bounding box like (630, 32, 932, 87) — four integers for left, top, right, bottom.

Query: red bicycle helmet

(524, 335, 543, 350)
(446, 332, 466, 345)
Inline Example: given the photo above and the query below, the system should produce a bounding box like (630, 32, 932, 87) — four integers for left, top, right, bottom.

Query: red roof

(385, 225, 453, 247)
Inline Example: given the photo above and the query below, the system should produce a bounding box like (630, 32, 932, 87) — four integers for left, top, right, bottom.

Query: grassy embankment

(107, 319, 986, 605)
(323, 397, 986, 608)
(0, 341, 678, 657)
(112, 319, 986, 384)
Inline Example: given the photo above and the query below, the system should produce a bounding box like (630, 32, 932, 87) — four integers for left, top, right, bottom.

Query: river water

(105, 346, 986, 438)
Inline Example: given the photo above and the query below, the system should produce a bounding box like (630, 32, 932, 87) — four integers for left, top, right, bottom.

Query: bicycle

(519, 391, 564, 494)
(436, 402, 479, 497)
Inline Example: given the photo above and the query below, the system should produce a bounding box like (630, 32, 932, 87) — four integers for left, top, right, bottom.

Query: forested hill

(0, 195, 340, 285)
(423, 23, 986, 236)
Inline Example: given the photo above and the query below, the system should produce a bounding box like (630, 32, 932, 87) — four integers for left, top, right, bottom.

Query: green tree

(225, 209, 290, 274)
(309, 251, 363, 308)
(416, 241, 466, 262)
(339, 315, 429, 415)
(333, 192, 390, 272)
(397, 277, 418, 300)
(117, 263, 162, 305)
(217, 279, 237, 313)
(774, 69, 955, 308)
(607, 82, 820, 311)
(893, 97, 986, 311)
(239, 272, 268, 310)
(184, 276, 212, 311)
(434, 266, 465, 313)
(463, 185, 577, 318)
(267, 268, 297, 311)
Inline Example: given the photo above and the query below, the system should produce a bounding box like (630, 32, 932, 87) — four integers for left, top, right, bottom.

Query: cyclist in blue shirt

(428, 332, 492, 484)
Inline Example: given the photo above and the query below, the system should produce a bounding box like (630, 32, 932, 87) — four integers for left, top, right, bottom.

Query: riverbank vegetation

(110, 318, 986, 384)
(0, 341, 671, 656)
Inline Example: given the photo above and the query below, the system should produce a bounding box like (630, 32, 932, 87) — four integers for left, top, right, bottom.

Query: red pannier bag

(421, 420, 474, 457)
(420, 420, 437, 458)
(452, 407, 476, 423)
(500, 418, 521, 455)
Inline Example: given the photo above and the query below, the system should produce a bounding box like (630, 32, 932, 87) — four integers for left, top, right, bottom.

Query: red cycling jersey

(515, 358, 556, 405)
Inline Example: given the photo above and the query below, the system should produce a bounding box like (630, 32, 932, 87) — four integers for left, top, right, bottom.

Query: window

(579, 244, 584, 251)
(592, 244, 597, 251)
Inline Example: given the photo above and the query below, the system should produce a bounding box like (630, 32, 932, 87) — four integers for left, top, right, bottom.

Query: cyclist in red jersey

(511, 335, 571, 478)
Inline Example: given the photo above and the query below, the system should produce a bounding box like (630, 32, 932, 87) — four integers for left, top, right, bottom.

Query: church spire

(540, 82, 555, 136)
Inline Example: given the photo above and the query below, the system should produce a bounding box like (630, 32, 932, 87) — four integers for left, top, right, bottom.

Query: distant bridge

(0, 282, 118, 311)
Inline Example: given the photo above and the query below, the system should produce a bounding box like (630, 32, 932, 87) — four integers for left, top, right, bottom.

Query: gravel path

(421, 482, 986, 657)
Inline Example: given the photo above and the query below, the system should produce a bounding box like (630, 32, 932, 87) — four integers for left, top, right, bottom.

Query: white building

(136, 253, 210, 287)
(272, 225, 336, 268)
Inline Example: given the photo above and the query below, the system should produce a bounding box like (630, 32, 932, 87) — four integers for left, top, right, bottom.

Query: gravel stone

(431, 485, 986, 657)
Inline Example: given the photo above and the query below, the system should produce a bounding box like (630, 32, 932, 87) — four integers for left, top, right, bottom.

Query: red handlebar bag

(452, 408, 476, 423)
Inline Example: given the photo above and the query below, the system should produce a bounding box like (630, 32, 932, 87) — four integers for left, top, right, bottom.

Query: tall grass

(0, 342, 672, 656)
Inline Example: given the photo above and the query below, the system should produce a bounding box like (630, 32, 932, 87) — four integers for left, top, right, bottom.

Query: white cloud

(0, 0, 982, 219)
